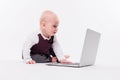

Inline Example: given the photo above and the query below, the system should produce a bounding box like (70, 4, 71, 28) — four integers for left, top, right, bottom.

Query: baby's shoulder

(27, 31, 40, 40)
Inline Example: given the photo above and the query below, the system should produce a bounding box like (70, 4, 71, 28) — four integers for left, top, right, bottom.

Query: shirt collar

(40, 31, 51, 40)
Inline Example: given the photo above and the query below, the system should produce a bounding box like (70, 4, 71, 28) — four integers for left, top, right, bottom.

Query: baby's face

(44, 18, 59, 37)
(45, 19, 59, 36)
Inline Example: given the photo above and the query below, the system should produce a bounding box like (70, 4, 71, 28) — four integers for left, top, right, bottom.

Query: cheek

(46, 27, 53, 33)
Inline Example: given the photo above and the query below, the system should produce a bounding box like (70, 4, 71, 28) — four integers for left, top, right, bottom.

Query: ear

(41, 21, 46, 28)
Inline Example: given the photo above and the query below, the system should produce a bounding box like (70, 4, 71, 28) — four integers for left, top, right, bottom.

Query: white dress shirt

(22, 31, 65, 62)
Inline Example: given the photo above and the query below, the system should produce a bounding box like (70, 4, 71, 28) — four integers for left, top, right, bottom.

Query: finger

(29, 62, 31, 64)
(64, 55, 70, 59)
(32, 61, 36, 64)
(52, 60, 56, 62)
(31, 61, 35, 64)
(31, 61, 33, 64)
(30, 61, 34, 64)
(27, 61, 31, 64)
(33, 61, 36, 64)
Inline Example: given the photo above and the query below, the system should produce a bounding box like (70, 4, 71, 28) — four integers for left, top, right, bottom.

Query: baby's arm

(52, 36, 72, 63)
(52, 36, 64, 61)
(22, 33, 39, 64)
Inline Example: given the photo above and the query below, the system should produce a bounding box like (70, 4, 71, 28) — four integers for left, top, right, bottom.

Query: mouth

(53, 32, 56, 34)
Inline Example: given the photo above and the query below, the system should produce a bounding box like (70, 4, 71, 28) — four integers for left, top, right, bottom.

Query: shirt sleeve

(22, 33, 39, 63)
(52, 35, 65, 61)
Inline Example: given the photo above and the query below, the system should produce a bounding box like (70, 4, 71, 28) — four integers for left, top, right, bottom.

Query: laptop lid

(79, 29, 101, 67)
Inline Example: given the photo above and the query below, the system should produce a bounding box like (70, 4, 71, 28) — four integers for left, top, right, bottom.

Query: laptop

(46, 28, 101, 68)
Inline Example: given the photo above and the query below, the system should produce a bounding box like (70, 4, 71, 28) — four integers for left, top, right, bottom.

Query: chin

(50, 32, 56, 36)
(51, 34, 55, 36)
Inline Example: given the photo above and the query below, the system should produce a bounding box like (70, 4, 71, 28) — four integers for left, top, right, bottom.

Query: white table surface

(0, 60, 120, 80)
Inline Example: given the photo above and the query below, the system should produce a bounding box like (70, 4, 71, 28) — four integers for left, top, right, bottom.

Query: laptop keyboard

(50, 62, 79, 65)
(46, 62, 80, 68)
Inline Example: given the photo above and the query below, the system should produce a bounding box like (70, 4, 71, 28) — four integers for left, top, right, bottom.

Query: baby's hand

(64, 55, 70, 59)
(60, 59, 72, 64)
(60, 55, 72, 64)
(26, 60, 36, 64)
(52, 57, 57, 63)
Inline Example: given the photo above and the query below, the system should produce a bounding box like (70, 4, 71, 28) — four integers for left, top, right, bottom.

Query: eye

(53, 25, 58, 28)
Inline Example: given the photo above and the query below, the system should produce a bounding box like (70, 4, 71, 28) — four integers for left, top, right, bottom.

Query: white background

(0, 0, 120, 66)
